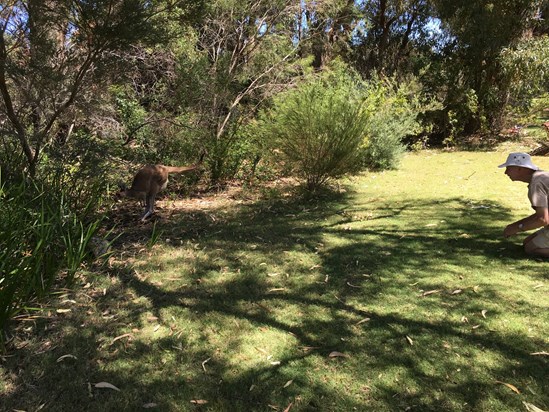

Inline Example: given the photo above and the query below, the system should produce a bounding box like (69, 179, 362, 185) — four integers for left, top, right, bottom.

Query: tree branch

(0, 24, 35, 168)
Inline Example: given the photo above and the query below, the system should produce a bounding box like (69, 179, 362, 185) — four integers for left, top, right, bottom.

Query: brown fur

(122, 163, 200, 221)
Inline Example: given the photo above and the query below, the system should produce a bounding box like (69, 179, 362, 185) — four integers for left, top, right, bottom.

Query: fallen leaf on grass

(495, 381, 520, 394)
(166, 277, 185, 282)
(268, 288, 286, 293)
(143, 403, 158, 409)
(533, 284, 544, 290)
(299, 346, 321, 352)
(190, 399, 208, 405)
(346, 282, 361, 288)
(283, 379, 293, 388)
(451, 289, 462, 295)
(328, 351, 347, 358)
(333, 294, 345, 304)
(255, 302, 272, 313)
(481, 310, 487, 318)
(283, 402, 294, 412)
(95, 382, 121, 391)
(110, 333, 133, 346)
(421, 289, 441, 297)
(255, 347, 268, 355)
(530, 351, 549, 356)
(526, 386, 537, 395)
(355, 317, 371, 325)
(406, 336, 414, 346)
(201, 357, 211, 372)
(523, 401, 548, 412)
(56, 308, 71, 314)
(56, 354, 77, 362)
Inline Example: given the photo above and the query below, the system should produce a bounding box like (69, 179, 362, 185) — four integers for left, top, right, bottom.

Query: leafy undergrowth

(1, 151, 548, 412)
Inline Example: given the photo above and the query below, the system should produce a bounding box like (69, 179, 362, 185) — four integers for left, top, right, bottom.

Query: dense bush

(361, 77, 424, 170)
(0, 174, 102, 334)
(500, 35, 549, 112)
(260, 65, 425, 188)
(261, 65, 370, 190)
(111, 86, 201, 168)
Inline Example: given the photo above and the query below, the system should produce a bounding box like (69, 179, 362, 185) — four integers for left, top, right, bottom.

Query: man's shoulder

(532, 170, 549, 185)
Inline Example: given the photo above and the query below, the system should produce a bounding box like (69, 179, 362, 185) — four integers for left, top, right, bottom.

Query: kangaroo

(120, 158, 202, 221)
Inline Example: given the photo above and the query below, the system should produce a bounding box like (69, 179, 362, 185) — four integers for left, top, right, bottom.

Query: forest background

(0, 0, 548, 332)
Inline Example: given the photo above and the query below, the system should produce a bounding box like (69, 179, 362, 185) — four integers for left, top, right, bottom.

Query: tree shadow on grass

(1, 194, 547, 411)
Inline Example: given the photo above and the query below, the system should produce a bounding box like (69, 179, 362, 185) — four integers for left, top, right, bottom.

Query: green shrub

(214, 120, 280, 184)
(361, 77, 424, 170)
(262, 64, 370, 190)
(260, 66, 425, 184)
(500, 35, 549, 112)
(0, 175, 101, 333)
(40, 131, 111, 215)
(206, 127, 253, 184)
(110, 86, 201, 169)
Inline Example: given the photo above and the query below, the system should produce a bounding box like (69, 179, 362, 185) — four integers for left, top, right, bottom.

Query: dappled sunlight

(2, 152, 548, 411)
(94, 185, 548, 409)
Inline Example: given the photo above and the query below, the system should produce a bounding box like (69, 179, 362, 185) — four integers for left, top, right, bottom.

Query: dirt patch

(101, 179, 300, 254)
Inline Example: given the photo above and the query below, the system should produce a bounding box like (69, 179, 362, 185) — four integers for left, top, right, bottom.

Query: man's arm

(503, 207, 549, 238)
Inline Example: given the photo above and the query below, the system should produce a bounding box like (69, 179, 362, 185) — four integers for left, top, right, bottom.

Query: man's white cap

(498, 152, 539, 170)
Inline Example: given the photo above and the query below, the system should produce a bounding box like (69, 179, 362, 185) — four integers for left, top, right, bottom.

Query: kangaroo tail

(164, 165, 199, 174)
(165, 152, 207, 174)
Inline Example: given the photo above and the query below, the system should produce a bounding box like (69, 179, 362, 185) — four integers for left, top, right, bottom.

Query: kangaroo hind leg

(141, 194, 156, 221)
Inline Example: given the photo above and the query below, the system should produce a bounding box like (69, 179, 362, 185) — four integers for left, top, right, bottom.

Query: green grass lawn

(1, 151, 548, 412)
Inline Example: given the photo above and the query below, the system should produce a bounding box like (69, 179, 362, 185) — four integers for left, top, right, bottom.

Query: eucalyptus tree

(297, 0, 359, 69)
(500, 35, 549, 111)
(351, 0, 436, 77)
(432, 0, 544, 132)
(176, 0, 302, 182)
(0, 0, 202, 177)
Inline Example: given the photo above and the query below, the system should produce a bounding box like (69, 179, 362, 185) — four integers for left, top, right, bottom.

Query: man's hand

(505, 210, 548, 238)
(503, 223, 518, 238)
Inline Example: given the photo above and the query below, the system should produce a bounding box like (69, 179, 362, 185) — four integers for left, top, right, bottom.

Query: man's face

(504, 166, 525, 181)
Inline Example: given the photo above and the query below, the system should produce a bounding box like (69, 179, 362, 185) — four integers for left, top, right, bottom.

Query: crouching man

(499, 152, 549, 257)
